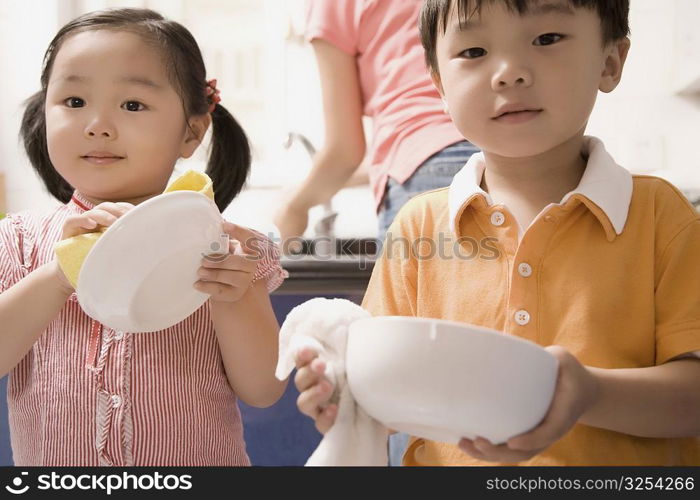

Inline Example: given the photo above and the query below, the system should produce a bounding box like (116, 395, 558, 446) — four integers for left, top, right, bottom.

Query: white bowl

(346, 316, 558, 444)
(77, 191, 223, 333)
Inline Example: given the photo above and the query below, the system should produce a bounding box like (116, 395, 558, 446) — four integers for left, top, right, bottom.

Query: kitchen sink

(275, 238, 379, 295)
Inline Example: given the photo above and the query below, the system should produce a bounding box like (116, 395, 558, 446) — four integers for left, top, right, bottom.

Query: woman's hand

(273, 199, 309, 253)
(194, 221, 259, 303)
(458, 346, 599, 463)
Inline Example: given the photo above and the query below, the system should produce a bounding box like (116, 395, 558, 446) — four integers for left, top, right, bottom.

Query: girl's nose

(84, 115, 117, 140)
(491, 60, 534, 90)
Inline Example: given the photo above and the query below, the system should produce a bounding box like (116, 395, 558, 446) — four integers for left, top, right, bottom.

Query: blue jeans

(378, 140, 480, 240)
(376, 140, 479, 466)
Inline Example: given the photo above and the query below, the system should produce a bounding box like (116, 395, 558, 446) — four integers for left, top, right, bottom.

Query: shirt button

(111, 395, 122, 408)
(514, 309, 531, 326)
(102, 330, 110, 341)
(114, 331, 124, 341)
(491, 211, 505, 226)
(518, 263, 532, 277)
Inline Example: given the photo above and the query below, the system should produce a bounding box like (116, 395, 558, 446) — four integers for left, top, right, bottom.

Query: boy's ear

(180, 113, 211, 159)
(599, 36, 631, 93)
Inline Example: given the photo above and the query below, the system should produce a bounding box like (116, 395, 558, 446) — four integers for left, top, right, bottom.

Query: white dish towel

(275, 297, 389, 466)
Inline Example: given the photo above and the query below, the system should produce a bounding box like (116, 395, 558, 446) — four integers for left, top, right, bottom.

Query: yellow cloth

(54, 170, 215, 289)
(363, 177, 700, 466)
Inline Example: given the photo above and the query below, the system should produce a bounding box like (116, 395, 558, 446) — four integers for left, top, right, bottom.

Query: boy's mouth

(492, 106, 543, 124)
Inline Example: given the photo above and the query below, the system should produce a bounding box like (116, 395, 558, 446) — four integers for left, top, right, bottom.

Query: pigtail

(20, 91, 73, 203)
(206, 103, 251, 212)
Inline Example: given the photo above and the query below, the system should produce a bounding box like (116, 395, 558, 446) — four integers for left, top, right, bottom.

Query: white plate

(77, 191, 224, 332)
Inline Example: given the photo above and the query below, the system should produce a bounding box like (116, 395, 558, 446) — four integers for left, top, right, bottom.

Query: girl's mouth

(81, 152, 125, 165)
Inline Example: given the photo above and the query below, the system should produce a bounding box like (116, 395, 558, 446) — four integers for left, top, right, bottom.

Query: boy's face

(432, 0, 629, 158)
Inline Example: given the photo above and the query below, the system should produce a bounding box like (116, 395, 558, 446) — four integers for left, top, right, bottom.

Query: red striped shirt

(0, 191, 286, 466)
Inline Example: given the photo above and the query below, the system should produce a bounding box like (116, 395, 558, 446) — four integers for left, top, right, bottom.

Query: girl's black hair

(20, 8, 250, 211)
(420, 0, 630, 73)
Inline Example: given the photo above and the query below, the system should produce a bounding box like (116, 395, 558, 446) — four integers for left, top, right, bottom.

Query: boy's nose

(492, 62, 533, 90)
(84, 116, 117, 140)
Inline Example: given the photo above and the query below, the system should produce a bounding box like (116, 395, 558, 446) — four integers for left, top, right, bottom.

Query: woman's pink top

(0, 192, 286, 466)
(306, 0, 465, 210)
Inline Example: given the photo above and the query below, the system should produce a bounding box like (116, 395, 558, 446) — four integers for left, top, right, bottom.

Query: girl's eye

(534, 33, 564, 46)
(459, 47, 487, 59)
(122, 101, 146, 112)
(64, 97, 85, 108)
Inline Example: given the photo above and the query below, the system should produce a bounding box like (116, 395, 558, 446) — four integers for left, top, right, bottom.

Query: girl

(0, 8, 287, 466)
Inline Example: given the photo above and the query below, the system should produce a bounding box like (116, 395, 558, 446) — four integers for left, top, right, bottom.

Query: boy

(294, 0, 700, 465)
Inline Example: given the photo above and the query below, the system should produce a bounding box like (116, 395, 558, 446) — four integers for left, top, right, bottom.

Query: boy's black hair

(20, 8, 250, 212)
(420, 0, 630, 73)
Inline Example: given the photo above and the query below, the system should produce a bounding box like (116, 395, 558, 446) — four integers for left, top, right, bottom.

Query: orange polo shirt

(362, 136, 700, 466)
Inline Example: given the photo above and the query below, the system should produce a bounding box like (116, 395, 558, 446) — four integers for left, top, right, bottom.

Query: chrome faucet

(283, 132, 338, 256)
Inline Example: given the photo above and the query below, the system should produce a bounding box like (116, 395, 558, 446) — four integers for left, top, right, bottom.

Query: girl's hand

(458, 346, 599, 463)
(61, 202, 134, 240)
(53, 202, 135, 291)
(294, 347, 337, 434)
(194, 222, 259, 303)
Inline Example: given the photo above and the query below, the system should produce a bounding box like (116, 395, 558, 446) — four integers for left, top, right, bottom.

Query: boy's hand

(195, 222, 259, 303)
(294, 347, 337, 434)
(458, 345, 599, 463)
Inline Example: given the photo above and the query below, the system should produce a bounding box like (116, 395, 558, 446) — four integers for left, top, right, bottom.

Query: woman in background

(274, 0, 478, 245)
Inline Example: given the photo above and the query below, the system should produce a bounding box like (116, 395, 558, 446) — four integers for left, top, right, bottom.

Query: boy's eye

(459, 47, 487, 59)
(122, 101, 146, 112)
(534, 33, 564, 46)
(64, 97, 85, 108)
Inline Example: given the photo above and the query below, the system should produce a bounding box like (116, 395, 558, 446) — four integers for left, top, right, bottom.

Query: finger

(222, 222, 262, 256)
(506, 399, 571, 451)
(296, 379, 333, 417)
(294, 348, 320, 369)
(197, 267, 253, 287)
(458, 438, 488, 460)
(294, 365, 323, 392)
(93, 202, 132, 217)
(201, 254, 257, 273)
(78, 217, 98, 230)
(315, 404, 338, 434)
(193, 280, 231, 297)
(473, 437, 538, 463)
(294, 358, 327, 392)
(83, 209, 119, 227)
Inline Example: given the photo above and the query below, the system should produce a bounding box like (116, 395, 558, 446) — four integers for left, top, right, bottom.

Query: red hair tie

(205, 79, 221, 113)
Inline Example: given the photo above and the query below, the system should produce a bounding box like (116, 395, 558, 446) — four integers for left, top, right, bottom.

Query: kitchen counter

(274, 238, 379, 295)
(276, 255, 375, 294)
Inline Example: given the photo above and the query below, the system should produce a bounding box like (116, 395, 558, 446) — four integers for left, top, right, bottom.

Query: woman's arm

(274, 39, 366, 241)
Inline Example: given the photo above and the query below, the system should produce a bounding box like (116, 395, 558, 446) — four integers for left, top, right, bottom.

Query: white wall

(587, 0, 700, 187)
(0, 0, 66, 213)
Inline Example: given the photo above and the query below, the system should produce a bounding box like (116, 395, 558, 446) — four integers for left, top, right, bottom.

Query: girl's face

(45, 30, 206, 204)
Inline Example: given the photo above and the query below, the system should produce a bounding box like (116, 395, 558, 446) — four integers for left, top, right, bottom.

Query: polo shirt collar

(448, 136, 633, 240)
